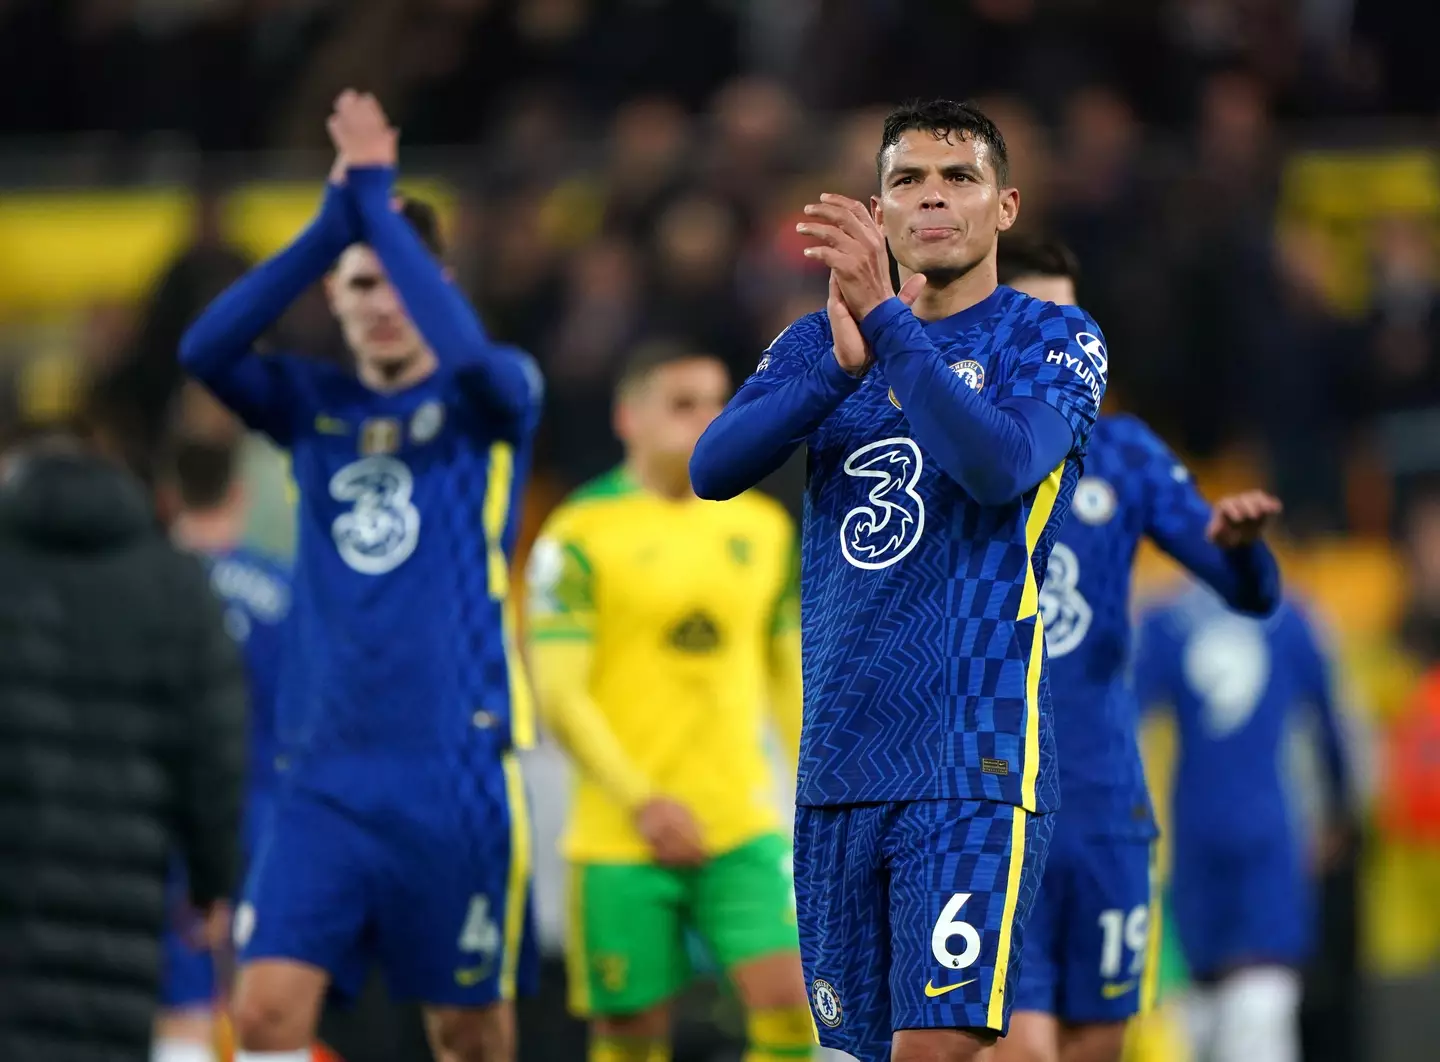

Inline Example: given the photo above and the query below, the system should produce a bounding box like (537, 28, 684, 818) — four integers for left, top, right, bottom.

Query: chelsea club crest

(1072, 477, 1117, 525)
(812, 979, 843, 1028)
(949, 359, 985, 391)
(889, 360, 984, 410)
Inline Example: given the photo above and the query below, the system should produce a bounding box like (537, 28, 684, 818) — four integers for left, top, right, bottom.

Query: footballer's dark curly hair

(877, 99, 1010, 186)
(996, 234, 1081, 286)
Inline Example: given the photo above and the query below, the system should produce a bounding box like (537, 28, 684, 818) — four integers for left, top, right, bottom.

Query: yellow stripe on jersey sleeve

(484, 441, 514, 600)
(1016, 460, 1065, 621)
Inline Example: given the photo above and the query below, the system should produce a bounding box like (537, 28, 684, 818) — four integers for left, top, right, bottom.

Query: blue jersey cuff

(858, 297, 912, 353)
(347, 165, 398, 204)
(814, 346, 866, 395)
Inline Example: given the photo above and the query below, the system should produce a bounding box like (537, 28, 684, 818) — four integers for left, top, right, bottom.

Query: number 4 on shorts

(458, 894, 501, 959)
(932, 893, 982, 970)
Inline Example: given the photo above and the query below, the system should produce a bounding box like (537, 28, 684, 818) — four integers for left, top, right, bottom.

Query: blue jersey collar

(918, 284, 1015, 338)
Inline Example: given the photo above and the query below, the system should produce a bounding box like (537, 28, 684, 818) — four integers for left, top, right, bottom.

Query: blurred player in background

(691, 99, 1106, 1062)
(526, 340, 813, 1062)
(179, 91, 543, 1062)
(993, 238, 1282, 1062)
(153, 423, 293, 1062)
(1133, 585, 1355, 1062)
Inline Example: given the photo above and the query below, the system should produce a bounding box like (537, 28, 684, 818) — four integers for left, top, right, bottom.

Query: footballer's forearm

(529, 639, 653, 811)
(348, 166, 536, 422)
(1158, 521, 1282, 617)
(860, 298, 1074, 505)
(690, 358, 859, 500)
(179, 181, 352, 384)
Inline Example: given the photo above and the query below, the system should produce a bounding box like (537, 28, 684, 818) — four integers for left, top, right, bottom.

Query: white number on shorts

(931, 893, 983, 969)
(1097, 904, 1149, 979)
(458, 894, 501, 959)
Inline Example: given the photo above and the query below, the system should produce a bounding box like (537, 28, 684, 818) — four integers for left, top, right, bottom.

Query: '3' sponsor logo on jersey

(840, 438, 925, 570)
(1039, 542, 1092, 657)
(329, 455, 421, 575)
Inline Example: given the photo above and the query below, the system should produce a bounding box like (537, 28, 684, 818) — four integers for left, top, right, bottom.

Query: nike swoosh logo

(924, 978, 976, 998)
(1101, 980, 1137, 999)
(454, 966, 491, 987)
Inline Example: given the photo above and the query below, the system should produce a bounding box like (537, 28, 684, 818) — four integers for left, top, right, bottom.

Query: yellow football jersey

(526, 466, 799, 862)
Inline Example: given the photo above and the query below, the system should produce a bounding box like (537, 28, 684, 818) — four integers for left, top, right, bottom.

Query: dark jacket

(0, 452, 245, 1062)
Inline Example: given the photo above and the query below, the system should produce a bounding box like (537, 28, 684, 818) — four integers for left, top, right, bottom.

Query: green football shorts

(566, 832, 799, 1016)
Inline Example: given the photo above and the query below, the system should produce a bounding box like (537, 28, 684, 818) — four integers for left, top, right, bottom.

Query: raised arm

(860, 299, 1082, 504)
(327, 91, 540, 425)
(796, 194, 1103, 505)
(178, 177, 356, 441)
(1136, 422, 1282, 616)
(347, 166, 539, 423)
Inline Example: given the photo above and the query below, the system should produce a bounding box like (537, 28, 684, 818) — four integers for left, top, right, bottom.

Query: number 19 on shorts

(1097, 904, 1148, 979)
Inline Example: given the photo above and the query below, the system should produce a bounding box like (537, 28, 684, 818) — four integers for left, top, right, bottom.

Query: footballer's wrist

(345, 164, 397, 206)
(819, 347, 867, 390)
(622, 781, 657, 813)
(857, 296, 911, 350)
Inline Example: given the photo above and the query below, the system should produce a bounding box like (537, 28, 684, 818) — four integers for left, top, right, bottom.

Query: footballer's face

(326, 244, 426, 373)
(874, 130, 1019, 280)
(619, 357, 731, 470)
(1006, 272, 1076, 307)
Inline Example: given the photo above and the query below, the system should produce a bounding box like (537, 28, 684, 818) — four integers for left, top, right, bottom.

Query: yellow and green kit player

(526, 340, 815, 1062)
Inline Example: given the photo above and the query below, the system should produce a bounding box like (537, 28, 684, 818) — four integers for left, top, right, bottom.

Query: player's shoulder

(1003, 290, 1103, 344)
(491, 344, 546, 407)
(755, 310, 832, 374)
(1095, 412, 1151, 445)
(768, 309, 833, 350)
(1095, 413, 1172, 467)
(544, 467, 645, 536)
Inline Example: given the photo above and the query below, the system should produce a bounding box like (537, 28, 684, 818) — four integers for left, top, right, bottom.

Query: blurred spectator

(1398, 490, 1440, 663)
(0, 408, 245, 1062)
(1250, 225, 1354, 535)
(644, 193, 751, 378)
(94, 184, 252, 487)
(542, 238, 645, 485)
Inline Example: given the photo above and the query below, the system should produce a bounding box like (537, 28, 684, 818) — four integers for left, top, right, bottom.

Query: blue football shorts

(794, 799, 1052, 1060)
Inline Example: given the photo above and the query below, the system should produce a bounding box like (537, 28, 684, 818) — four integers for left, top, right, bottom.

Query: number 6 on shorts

(932, 893, 982, 970)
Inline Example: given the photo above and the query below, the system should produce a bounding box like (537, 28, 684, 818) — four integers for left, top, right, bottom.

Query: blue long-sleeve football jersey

(695, 287, 1106, 810)
(1133, 588, 1351, 843)
(1041, 414, 1280, 838)
(181, 171, 543, 805)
